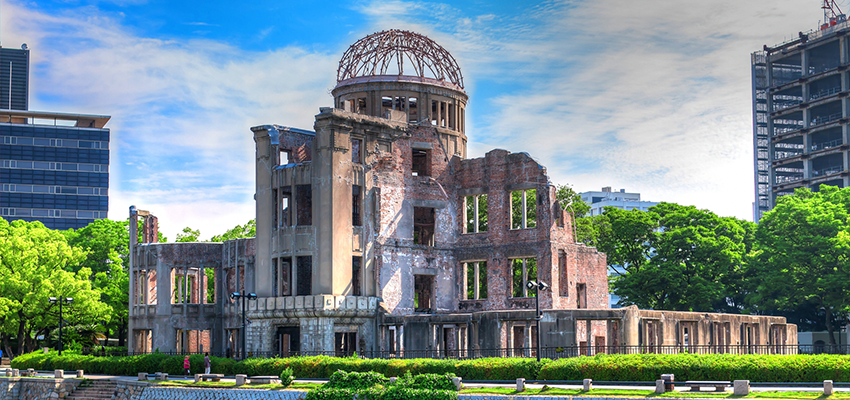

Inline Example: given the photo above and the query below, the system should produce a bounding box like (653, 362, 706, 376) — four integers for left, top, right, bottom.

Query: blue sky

(0, 0, 832, 239)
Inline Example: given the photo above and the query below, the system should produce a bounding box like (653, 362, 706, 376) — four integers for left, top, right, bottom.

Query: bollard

(235, 374, 247, 386)
(733, 380, 749, 396)
(4, 369, 10, 377)
(10, 369, 18, 377)
(55, 370, 64, 379)
(452, 377, 462, 391)
(583, 378, 592, 391)
(655, 379, 665, 394)
(661, 373, 675, 391)
(516, 378, 525, 392)
(194, 374, 202, 383)
(138, 373, 147, 381)
(26, 369, 34, 377)
(76, 370, 83, 378)
(160, 373, 168, 381)
(824, 380, 834, 396)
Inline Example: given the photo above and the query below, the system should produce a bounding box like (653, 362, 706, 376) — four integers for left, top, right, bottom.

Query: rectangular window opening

(411, 148, 431, 177)
(511, 258, 538, 298)
(280, 149, 292, 165)
(464, 194, 488, 233)
(464, 261, 488, 300)
(280, 187, 292, 227)
(351, 138, 362, 164)
(414, 274, 433, 313)
(352, 256, 362, 296)
(412, 207, 435, 246)
(279, 257, 292, 296)
(577, 283, 587, 309)
(335, 332, 357, 357)
(511, 189, 537, 229)
(352, 185, 362, 226)
(297, 256, 312, 296)
(296, 185, 312, 226)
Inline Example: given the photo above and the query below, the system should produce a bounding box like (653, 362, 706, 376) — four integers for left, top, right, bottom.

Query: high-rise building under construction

(752, 3, 850, 221)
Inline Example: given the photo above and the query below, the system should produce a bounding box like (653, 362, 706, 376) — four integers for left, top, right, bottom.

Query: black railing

(82, 344, 850, 359)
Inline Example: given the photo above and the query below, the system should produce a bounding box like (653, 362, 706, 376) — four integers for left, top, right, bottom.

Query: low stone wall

(115, 381, 149, 400)
(0, 377, 81, 400)
(138, 387, 306, 400)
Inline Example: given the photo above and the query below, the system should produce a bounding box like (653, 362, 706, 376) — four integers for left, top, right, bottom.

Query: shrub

(397, 372, 457, 391)
(326, 370, 387, 389)
(279, 366, 294, 387)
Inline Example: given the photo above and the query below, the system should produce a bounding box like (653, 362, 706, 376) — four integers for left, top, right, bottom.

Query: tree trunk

(118, 318, 126, 347)
(826, 311, 838, 346)
(16, 312, 27, 356)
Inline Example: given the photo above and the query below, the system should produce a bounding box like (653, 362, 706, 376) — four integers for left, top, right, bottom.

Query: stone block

(138, 373, 147, 381)
(285, 297, 295, 309)
(276, 297, 285, 309)
(3, 369, 9, 377)
(320, 295, 334, 309)
(656, 379, 665, 394)
(583, 378, 592, 391)
(159, 373, 168, 381)
(55, 370, 64, 379)
(10, 369, 18, 377)
(516, 378, 525, 392)
(345, 296, 356, 310)
(825, 380, 834, 396)
(27, 369, 35, 377)
(357, 297, 368, 310)
(235, 374, 247, 386)
(303, 295, 314, 308)
(453, 377, 463, 391)
(733, 380, 749, 396)
(75, 370, 83, 378)
(249, 299, 258, 311)
(335, 296, 345, 309)
(257, 298, 266, 310)
(369, 297, 377, 309)
(295, 296, 304, 309)
(194, 374, 202, 383)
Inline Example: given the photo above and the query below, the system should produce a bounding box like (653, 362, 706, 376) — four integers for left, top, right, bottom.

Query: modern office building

(579, 187, 658, 217)
(751, 10, 850, 221)
(0, 45, 110, 230)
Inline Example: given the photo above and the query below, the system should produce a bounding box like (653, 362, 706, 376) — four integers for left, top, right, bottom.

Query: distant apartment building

(579, 186, 658, 217)
(579, 187, 658, 308)
(0, 45, 110, 230)
(751, 12, 850, 221)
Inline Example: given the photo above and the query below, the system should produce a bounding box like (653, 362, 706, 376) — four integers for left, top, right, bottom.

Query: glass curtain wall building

(0, 46, 110, 229)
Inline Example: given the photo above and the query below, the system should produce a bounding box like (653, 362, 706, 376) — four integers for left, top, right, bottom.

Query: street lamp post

(525, 280, 549, 362)
(230, 291, 257, 359)
(48, 297, 73, 356)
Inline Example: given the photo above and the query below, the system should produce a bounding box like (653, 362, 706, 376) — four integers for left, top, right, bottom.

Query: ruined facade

(128, 30, 796, 357)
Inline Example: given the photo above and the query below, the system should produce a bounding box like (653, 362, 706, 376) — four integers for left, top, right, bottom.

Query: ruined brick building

(127, 30, 796, 357)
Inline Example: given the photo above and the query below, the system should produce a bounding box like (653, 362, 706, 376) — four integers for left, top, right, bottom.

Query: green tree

(748, 186, 850, 344)
(175, 227, 201, 242)
(209, 219, 255, 242)
(0, 219, 110, 356)
(64, 219, 130, 347)
(607, 203, 752, 312)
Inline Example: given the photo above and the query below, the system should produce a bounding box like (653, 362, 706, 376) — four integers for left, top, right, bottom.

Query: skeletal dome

(336, 29, 464, 90)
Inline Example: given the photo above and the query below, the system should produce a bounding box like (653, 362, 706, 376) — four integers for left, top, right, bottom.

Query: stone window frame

(510, 257, 538, 298)
(461, 260, 488, 300)
(463, 193, 488, 234)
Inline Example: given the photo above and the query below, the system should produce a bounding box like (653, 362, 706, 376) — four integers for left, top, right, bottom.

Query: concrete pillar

(54, 370, 64, 379)
(733, 380, 750, 396)
(453, 377, 462, 391)
(802, 49, 809, 77)
(655, 380, 665, 394)
(583, 379, 592, 391)
(825, 380, 834, 396)
(138, 373, 147, 381)
(516, 378, 525, 392)
(76, 370, 83, 378)
(235, 375, 247, 386)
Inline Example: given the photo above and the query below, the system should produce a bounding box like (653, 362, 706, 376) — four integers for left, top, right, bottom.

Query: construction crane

(822, 0, 846, 29)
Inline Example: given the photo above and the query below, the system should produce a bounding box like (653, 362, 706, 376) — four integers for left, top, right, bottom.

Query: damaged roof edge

(250, 124, 316, 136)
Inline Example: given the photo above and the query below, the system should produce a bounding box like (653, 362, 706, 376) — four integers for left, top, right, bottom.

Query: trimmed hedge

(537, 353, 850, 382)
(306, 371, 458, 400)
(12, 351, 850, 382)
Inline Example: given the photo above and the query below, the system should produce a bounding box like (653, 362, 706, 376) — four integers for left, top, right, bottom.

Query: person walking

(204, 353, 211, 375)
(183, 355, 191, 377)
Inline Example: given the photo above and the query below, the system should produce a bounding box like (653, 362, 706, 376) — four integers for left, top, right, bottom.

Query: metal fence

(81, 344, 850, 359)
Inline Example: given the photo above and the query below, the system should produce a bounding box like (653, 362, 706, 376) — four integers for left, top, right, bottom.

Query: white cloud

(2, 0, 338, 239)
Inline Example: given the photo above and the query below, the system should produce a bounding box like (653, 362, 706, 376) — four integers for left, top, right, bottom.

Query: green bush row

(13, 351, 850, 382)
(306, 371, 458, 400)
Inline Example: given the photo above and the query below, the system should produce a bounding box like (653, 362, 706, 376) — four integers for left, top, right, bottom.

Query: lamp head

(230, 292, 241, 300)
(538, 281, 549, 291)
(247, 293, 258, 300)
(526, 281, 537, 290)
(65, 297, 74, 304)
(49, 297, 58, 303)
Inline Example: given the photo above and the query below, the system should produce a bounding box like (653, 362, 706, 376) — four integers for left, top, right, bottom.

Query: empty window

(413, 207, 435, 246)
(352, 185, 362, 226)
(577, 283, 587, 309)
(414, 275, 433, 312)
(277, 257, 291, 296)
(464, 261, 487, 300)
(297, 256, 312, 296)
(411, 148, 430, 177)
(296, 185, 312, 226)
(511, 189, 537, 229)
(335, 332, 356, 357)
(351, 138, 362, 164)
(280, 149, 292, 165)
(352, 256, 362, 296)
(464, 194, 488, 233)
(273, 189, 278, 227)
(511, 258, 538, 298)
(280, 187, 292, 227)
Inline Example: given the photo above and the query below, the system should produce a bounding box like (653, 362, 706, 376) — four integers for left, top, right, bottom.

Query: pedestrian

(183, 355, 191, 377)
(204, 353, 211, 375)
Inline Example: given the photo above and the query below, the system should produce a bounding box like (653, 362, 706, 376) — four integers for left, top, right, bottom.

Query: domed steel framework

(337, 30, 464, 89)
